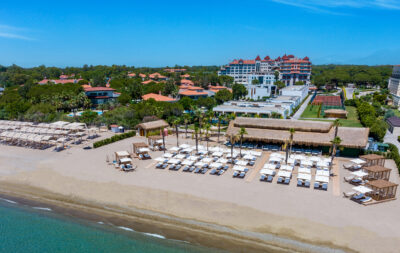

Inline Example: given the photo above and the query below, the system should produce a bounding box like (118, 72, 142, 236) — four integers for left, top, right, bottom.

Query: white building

(213, 101, 291, 119)
(388, 65, 400, 107)
(279, 85, 309, 101)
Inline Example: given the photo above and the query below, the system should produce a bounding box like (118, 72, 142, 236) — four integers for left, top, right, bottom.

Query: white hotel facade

(388, 65, 400, 107)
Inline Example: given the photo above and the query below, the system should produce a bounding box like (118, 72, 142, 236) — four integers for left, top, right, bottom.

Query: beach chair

(144, 154, 151, 159)
(162, 164, 168, 169)
(223, 165, 229, 170)
(314, 182, 320, 189)
(297, 180, 303, 187)
(239, 172, 246, 178)
(189, 166, 195, 172)
(248, 161, 255, 166)
(201, 168, 208, 174)
(284, 178, 290, 184)
(360, 196, 372, 204)
(260, 175, 266, 181)
(352, 193, 365, 200)
(322, 183, 328, 191)
(210, 169, 217, 175)
(344, 176, 354, 182)
(350, 178, 362, 185)
(139, 154, 144, 160)
(304, 180, 310, 188)
(266, 175, 273, 182)
(277, 177, 283, 184)
(193, 167, 200, 173)
(218, 170, 225, 176)
(175, 165, 181, 171)
(343, 191, 356, 198)
(233, 171, 239, 177)
(169, 165, 175, 170)
(156, 163, 162, 168)
(183, 166, 189, 172)
(244, 168, 249, 173)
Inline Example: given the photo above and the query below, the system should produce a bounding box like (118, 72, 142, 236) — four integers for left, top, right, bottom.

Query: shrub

(93, 130, 136, 148)
(398, 136, 400, 143)
(386, 143, 400, 173)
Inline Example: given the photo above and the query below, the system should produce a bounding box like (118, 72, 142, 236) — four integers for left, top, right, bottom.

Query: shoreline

(0, 181, 350, 253)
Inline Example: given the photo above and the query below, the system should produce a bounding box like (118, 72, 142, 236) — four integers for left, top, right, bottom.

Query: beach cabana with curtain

(133, 142, 149, 154)
(136, 120, 169, 137)
(360, 154, 385, 167)
(147, 135, 163, 148)
(115, 151, 131, 163)
(363, 165, 391, 181)
(367, 180, 398, 201)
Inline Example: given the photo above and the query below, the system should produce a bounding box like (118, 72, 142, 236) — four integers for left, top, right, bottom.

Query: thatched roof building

(226, 117, 369, 151)
(136, 120, 168, 136)
(324, 109, 348, 119)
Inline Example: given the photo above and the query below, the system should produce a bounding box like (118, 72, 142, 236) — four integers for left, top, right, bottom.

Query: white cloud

(0, 24, 34, 40)
(270, 0, 400, 13)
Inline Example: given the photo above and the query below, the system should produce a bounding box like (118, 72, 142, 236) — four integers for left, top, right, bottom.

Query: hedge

(290, 94, 310, 117)
(398, 136, 400, 143)
(386, 143, 400, 173)
(93, 130, 136, 148)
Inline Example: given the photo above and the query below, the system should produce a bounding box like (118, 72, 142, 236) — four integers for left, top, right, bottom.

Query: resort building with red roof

(83, 85, 120, 106)
(142, 93, 176, 102)
(388, 65, 400, 107)
(178, 86, 208, 100)
(39, 78, 83, 85)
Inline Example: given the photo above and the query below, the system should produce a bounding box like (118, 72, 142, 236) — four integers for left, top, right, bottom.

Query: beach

(1, 135, 400, 253)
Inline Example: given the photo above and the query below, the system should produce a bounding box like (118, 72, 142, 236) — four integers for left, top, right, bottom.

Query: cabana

(133, 142, 149, 154)
(260, 168, 275, 175)
(277, 170, 291, 178)
(280, 164, 294, 172)
(367, 180, 398, 201)
(115, 151, 131, 163)
(363, 165, 391, 181)
(316, 170, 330, 177)
(136, 120, 169, 136)
(148, 135, 163, 149)
(360, 154, 385, 167)
(298, 167, 311, 174)
(315, 175, 329, 183)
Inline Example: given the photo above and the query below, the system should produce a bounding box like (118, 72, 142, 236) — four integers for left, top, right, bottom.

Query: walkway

(245, 151, 269, 182)
(292, 95, 312, 119)
(345, 87, 353, 100)
(331, 157, 341, 197)
(384, 130, 400, 150)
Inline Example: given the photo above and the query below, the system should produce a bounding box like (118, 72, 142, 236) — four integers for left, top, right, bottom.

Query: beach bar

(136, 120, 169, 137)
(226, 117, 369, 156)
(363, 165, 391, 181)
(360, 154, 385, 167)
(367, 179, 398, 201)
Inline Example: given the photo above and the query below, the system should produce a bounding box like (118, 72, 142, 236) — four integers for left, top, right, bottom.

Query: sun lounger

(343, 191, 356, 198)
(284, 178, 290, 184)
(183, 166, 189, 172)
(277, 177, 283, 184)
(210, 169, 217, 175)
(144, 154, 151, 159)
(169, 165, 175, 170)
(218, 169, 225, 176)
(239, 172, 246, 178)
(248, 161, 255, 166)
(189, 166, 195, 172)
(194, 167, 201, 173)
(244, 168, 249, 173)
(139, 154, 143, 160)
(201, 168, 208, 174)
(233, 171, 239, 177)
(304, 180, 310, 188)
(350, 178, 362, 185)
(260, 175, 266, 181)
(223, 165, 229, 170)
(175, 165, 181, 170)
(161, 164, 168, 169)
(360, 196, 372, 203)
(322, 183, 328, 191)
(352, 193, 365, 200)
(267, 175, 273, 182)
(314, 182, 320, 189)
(297, 180, 303, 186)
(156, 163, 162, 168)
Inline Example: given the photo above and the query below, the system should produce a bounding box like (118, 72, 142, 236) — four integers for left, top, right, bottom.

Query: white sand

(0, 134, 400, 253)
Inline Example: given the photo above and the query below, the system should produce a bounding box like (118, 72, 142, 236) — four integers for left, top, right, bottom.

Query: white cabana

(301, 160, 313, 167)
(195, 161, 205, 167)
(243, 154, 255, 160)
(317, 161, 330, 168)
(120, 157, 132, 164)
(351, 171, 369, 178)
(209, 146, 224, 152)
(294, 154, 306, 160)
(315, 175, 329, 183)
(260, 168, 275, 175)
(138, 147, 150, 153)
(270, 153, 284, 158)
(202, 157, 213, 163)
(197, 150, 208, 155)
(115, 151, 130, 157)
(309, 156, 321, 162)
(269, 157, 281, 163)
(297, 173, 311, 181)
(250, 151, 262, 157)
(277, 170, 291, 178)
(232, 165, 245, 171)
(181, 148, 194, 154)
(212, 151, 223, 157)
(188, 155, 198, 161)
(217, 158, 228, 164)
(154, 157, 165, 162)
(280, 164, 294, 172)
(210, 162, 223, 168)
(169, 146, 180, 152)
(316, 170, 330, 177)
(350, 158, 366, 165)
(179, 144, 190, 149)
(298, 167, 311, 174)
(236, 160, 248, 166)
(175, 154, 186, 159)
(263, 163, 276, 170)
(287, 158, 295, 165)
(352, 185, 373, 194)
(168, 159, 180, 164)
(163, 153, 173, 158)
(182, 160, 194, 166)
(226, 153, 238, 158)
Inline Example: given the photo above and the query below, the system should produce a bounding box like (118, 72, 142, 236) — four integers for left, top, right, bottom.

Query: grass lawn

(301, 106, 363, 127)
(300, 104, 320, 118)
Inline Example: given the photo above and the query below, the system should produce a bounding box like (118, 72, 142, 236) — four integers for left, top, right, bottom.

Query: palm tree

(229, 133, 239, 162)
(194, 125, 199, 153)
(204, 123, 211, 151)
(238, 127, 248, 157)
(217, 114, 224, 144)
(286, 128, 295, 163)
(161, 128, 166, 154)
(333, 119, 340, 139)
(330, 136, 342, 169)
(172, 117, 180, 147)
(183, 113, 191, 139)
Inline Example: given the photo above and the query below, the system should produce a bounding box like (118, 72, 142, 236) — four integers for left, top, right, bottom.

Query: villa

(213, 101, 290, 118)
(83, 86, 120, 105)
(142, 93, 176, 102)
(178, 86, 208, 100)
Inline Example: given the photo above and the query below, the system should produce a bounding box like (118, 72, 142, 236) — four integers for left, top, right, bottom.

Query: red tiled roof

(142, 93, 176, 102)
(181, 74, 190, 78)
(93, 96, 110, 99)
(187, 86, 204, 90)
(142, 80, 159, 85)
(179, 90, 208, 96)
(255, 55, 261, 61)
(84, 87, 116, 92)
(139, 73, 147, 78)
(149, 73, 167, 79)
(180, 79, 194, 85)
(229, 59, 256, 64)
(128, 73, 136, 77)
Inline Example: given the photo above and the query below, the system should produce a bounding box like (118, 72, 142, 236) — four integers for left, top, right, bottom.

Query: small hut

(324, 109, 348, 119)
(148, 135, 163, 150)
(115, 151, 131, 163)
(367, 180, 398, 201)
(360, 154, 385, 167)
(363, 165, 391, 181)
(133, 142, 149, 154)
(136, 120, 169, 137)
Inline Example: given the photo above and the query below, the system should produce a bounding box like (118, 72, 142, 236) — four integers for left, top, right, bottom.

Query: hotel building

(388, 65, 400, 107)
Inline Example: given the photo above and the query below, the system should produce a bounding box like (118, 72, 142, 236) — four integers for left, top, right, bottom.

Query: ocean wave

(97, 221, 104, 225)
(144, 233, 166, 239)
(32, 207, 52, 211)
(118, 226, 135, 232)
(0, 198, 18, 204)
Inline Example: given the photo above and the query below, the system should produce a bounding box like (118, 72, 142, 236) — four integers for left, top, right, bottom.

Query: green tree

(215, 89, 233, 104)
(117, 93, 132, 105)
(286, 128, 295, 163)
(330, 136, 342, 168)
(251, 79, 260, 85)
(238, 127, 248, 157)
(232, 83, 248, 100)
(80, 110, 98, 126)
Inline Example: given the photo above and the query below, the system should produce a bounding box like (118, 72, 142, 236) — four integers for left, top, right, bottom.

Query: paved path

(384, 130, 400, 150)
(246, 151, 269, 182)
(331, 157, 341, 197)
(292, 95, 312, 119)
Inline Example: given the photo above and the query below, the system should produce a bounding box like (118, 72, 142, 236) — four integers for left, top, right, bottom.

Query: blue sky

(0, 0, 400, 67)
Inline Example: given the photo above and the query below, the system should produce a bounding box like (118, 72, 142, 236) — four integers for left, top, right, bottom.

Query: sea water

(0, 200, 223, 253)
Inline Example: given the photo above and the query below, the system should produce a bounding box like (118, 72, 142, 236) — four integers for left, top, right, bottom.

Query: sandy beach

(1, 135, 400, 253)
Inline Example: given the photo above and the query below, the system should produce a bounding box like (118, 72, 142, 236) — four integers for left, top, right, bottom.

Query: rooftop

(387, 116, 400, 127)
(142, 93, 176, 102)
(84, 87, 115, 92)
(367, 179, 398, 188)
